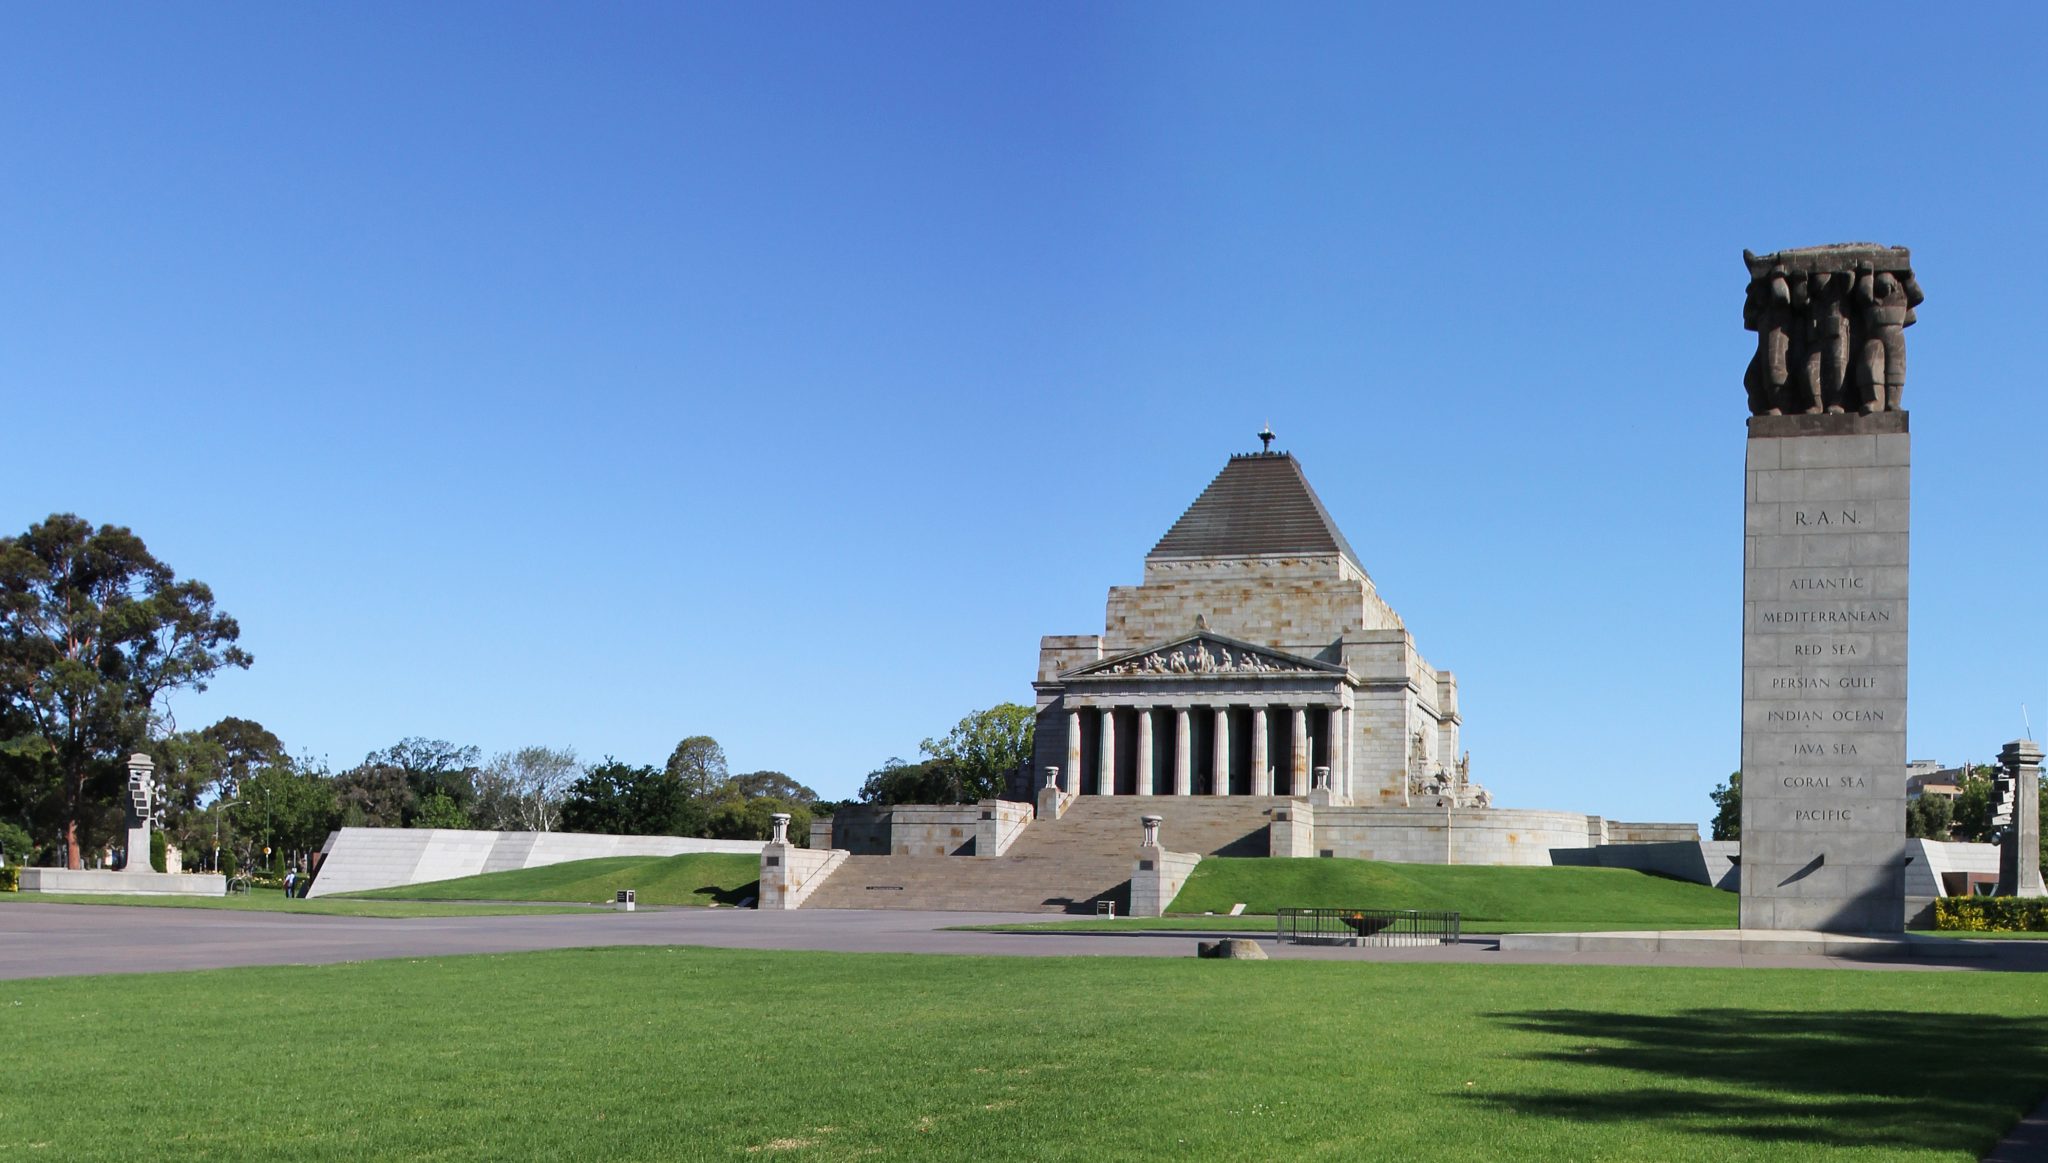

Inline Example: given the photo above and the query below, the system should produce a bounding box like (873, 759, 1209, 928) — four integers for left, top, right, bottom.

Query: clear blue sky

(5, 5, 2044, 827)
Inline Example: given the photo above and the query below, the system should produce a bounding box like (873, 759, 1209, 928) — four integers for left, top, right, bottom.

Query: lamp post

(214, 800, 249, 873)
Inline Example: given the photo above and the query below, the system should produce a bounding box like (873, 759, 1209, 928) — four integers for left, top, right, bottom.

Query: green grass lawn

(344, 852, 761, 906)
(1, 946, 2041, 1160)
(0, 892, 592, 918)
(1164, 857, 1738, 928)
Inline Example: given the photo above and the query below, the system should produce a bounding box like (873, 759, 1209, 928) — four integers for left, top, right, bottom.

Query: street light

(215, 800, 249, 873)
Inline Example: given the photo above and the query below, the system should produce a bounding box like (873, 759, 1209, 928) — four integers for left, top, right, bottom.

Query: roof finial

(1257, 422, 1276, 453)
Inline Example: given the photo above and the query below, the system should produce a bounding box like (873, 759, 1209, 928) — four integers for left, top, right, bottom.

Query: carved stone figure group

(1097, 640, 1305, 676)
(1743, 245, 1924, 417)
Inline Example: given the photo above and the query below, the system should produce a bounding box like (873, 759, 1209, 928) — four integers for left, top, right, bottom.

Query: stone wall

(1606, 822, 1704, 844)
(759, 844, 847, 910)
(19, 868, 227, 896)
(308, 828, 766, 897)
(1104, 554, 1401, 659)
(1550, 840, 1740, 889)
(1310, 806, 1603, 865)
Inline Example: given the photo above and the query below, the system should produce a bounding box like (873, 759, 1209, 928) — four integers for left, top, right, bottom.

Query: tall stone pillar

(1996, 739, 2043, 898)
(1173, 708, 1192, 796)
(1251, 708, 1271, 795)
(1065, 708, 1083, 797)
(1291, 707, 1310, 796)
(1212, 707, 1231, 796)
(1097, 708, 1117, 796)
(1740, 411, 1909, 933)
(1135, 709, 1154, 797)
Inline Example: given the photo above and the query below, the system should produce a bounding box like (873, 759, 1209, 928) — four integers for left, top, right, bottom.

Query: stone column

(1097, 708, 1117, 797)
(1173, 708, 1192, 796)
(1997, 739, 2044, 898)
(1135, 709, 1155, 796)
(1065, 707, 1084, 796)
(1291, 706, 1310, 795)
(1212, 707, 1231, 796)
(1251, 708, 1271, 795)
(1331, 705, 1350, 802)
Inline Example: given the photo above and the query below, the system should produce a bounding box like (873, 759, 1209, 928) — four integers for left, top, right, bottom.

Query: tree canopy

(904, 702, 1034, 803)
(0, 515, 250, 867)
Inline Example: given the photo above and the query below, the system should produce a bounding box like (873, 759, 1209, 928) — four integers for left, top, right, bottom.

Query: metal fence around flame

(1276, 907, 1461, 947)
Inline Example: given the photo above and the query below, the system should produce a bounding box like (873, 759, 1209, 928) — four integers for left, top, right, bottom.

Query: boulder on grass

(1196, 938, 1268, 961)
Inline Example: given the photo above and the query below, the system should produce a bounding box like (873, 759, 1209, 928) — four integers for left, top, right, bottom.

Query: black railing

(1276, 907, 1461, 946)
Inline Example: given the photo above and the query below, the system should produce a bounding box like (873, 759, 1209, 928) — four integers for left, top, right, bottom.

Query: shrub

(0, 866, 18, 892)
(150, 831, 168, 874)
(1935, 896, 2048, 932)
(220, 851, 238, 879)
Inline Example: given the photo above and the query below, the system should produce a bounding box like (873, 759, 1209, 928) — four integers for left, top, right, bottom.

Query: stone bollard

(770, 813, 791, 845)
(1141, 814, 1162, 849)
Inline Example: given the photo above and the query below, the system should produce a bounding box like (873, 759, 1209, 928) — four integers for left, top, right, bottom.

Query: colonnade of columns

(1062, 703, 1347, 798)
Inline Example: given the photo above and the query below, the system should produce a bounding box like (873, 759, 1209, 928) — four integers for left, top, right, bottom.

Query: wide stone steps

(798, 796, 1293, 912)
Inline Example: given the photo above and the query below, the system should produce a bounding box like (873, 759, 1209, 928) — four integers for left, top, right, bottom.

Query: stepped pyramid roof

(1147, 452, 1361, 571)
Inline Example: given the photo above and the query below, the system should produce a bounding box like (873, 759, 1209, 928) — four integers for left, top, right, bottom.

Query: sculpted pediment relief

(1064, 634, 1340, 680)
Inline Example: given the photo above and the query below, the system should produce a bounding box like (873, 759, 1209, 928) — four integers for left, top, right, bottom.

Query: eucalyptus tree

(0, 515, 250, 868)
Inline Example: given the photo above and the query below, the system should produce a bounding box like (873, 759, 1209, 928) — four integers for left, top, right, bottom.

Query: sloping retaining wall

(307, 828, 767, 897)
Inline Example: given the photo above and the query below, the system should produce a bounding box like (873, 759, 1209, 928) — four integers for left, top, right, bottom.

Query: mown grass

(346, 852, 761, 906)
(0, 892, 591, 918)
(1164, 857, 1738, 928)
(1, 946, 2042, 1160)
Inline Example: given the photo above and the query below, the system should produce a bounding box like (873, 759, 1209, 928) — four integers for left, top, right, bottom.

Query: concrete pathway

(5, 902, 2048, 980)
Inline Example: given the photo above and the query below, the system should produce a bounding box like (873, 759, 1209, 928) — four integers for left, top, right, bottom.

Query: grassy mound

(1168, 857, 1737, 928)
(346, 852, 761, 906)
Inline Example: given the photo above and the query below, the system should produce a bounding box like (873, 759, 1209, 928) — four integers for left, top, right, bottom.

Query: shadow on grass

(1477, 1007, 2048, 1154)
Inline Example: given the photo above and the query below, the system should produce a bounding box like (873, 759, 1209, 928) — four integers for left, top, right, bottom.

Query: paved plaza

(7, 902, 2047, 981)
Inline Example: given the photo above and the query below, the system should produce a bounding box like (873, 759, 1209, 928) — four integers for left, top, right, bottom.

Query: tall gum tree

(0, 515, 250, 868)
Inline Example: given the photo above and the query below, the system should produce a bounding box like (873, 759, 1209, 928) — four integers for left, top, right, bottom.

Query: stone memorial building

(1030, 441, 1482, 809)
(779, 432, 1703, 914)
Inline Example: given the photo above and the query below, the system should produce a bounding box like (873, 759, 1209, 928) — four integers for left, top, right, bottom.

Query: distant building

(1906, 759, 1965, 802)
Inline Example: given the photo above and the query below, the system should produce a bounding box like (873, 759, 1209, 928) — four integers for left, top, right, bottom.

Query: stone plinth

(19, 868, 227, 896)
(1740, 412, 1908, 932)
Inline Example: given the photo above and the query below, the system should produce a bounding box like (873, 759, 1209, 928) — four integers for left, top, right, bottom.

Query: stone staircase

(798, 796, 1291, 912)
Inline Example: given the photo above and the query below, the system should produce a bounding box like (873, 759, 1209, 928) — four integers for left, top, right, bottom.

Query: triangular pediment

(1062, 632, 1343, 680)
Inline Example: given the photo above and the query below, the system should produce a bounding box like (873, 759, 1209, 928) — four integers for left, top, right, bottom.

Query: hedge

(1935, 896, 2048, 932)
(0, 866, 18, 892)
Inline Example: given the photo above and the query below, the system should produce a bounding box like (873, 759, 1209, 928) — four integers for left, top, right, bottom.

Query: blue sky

(4, 5, 2043, 826)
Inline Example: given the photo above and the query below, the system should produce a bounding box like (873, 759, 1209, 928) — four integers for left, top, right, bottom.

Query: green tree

(704, 770, 819, 842)
(561, 759, 706, 837)
(664, 736, 729, 800)
(1708, 771, 1741, 841)
(1952, 765, 1997, 842)
(412, 792, 471, 830)
(0, 820, 31, 865)
(234, 761, 340, 867)
(1907, 794, 1953, 840)
(0, 515, 251, 868)
(333, 762, 412, 827)
(707, 796, 812, 844)
(918, 703, 1034, 803)
(859, 757, 964, 806)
